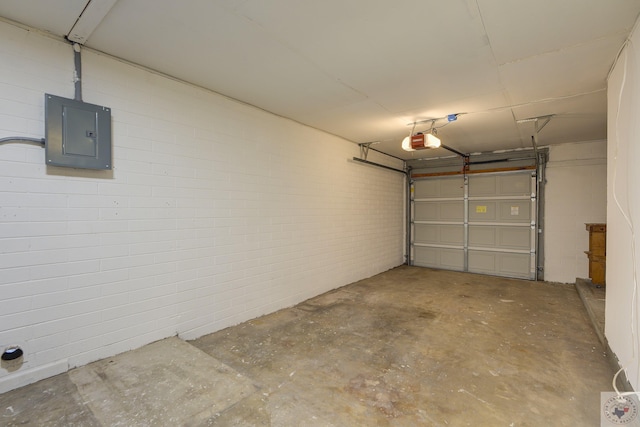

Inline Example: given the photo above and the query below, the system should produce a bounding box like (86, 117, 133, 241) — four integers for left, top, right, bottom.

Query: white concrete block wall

(0, 22, 405, 393)
(543, 140, 607, 283)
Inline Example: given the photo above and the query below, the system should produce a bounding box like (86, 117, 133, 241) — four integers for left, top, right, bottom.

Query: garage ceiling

(1, 0, 638, 160)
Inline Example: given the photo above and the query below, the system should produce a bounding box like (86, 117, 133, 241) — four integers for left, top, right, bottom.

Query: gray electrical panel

(45, 94, 112, 170)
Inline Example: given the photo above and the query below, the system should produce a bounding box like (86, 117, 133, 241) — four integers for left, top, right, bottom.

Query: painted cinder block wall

(543, 140, 607, 283)
(0, 21, 405, 393)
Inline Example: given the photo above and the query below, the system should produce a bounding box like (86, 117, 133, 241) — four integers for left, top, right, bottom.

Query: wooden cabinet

(585, 223, 606, 286)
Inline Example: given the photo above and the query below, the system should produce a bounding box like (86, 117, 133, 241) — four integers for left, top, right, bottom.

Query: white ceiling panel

(297, 100, 405, 139)
(0, 0, 88, 36)
(499, 35, 627, 105)
(0, 0, 638, 160)
(512, 90, 607, 122)
(86, 1, 367, 119)
(478, 0, 640, 64)
(442, 109, 526, 152)
(237, 0, 503, 116)
(513, 90, 608, 145)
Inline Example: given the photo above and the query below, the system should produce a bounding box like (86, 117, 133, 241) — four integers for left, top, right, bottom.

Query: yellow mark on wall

(476, 205, 487, 213)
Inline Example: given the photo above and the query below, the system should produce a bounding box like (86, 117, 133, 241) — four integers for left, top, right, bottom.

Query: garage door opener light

(401, 131, 441, 151)
(401, 114, 461, 151)
(402, 118, 441, 151)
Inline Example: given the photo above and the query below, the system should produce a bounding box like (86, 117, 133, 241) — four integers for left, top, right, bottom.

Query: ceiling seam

(227, 8, 395, 115)
(474, 0, 521, 143)
(499, 31, 636, 67)
(66, 0, 91, 39)
(459, 88, 606, 118)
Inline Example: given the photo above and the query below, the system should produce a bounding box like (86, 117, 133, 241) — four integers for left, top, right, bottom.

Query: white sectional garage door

(412, 175, 465, 271)
(412, 170, 537, 280)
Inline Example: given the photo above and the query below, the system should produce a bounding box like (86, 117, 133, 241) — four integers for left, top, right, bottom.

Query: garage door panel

(414, 177, 463, 198)
(469, 175, 498, 196)
(415, 224, 464, 245)
(415, 201, 464, 221)
(469, 201, 496, 221)
(468, 251, 496, 272)
(468, 226, 496, 246)
(439, 178, 464, 198)
(414, 246, 464, 270)
(440, 249, 465, 270)
(469, 200, 531, 223)
(414, 203, 437, 221)
(468, 250, 531, 279)
(440, 202, 464, 220)
(469, 174, 531, 196)
(469, 226, 531, 250)
(498, 200, 530, 222)
(499, 173, 531, 195)
(413, 180, 438, 199)
(499, 227, 531, 249)
(500, 253, 532, 278)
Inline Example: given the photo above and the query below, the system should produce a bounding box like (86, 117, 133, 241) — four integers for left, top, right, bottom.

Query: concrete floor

(0, 266, 615, 426)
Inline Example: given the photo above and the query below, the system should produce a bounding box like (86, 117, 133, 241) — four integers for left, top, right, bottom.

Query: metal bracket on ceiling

(517, 115, 553, 169)
(534, 115, 553, 133)
(533, 115, 552, 162)
(358, 141, 406, 162)
(516, 114, 553, 137)
(353, 141, 408, 175)
(358, 142, 374, 161)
